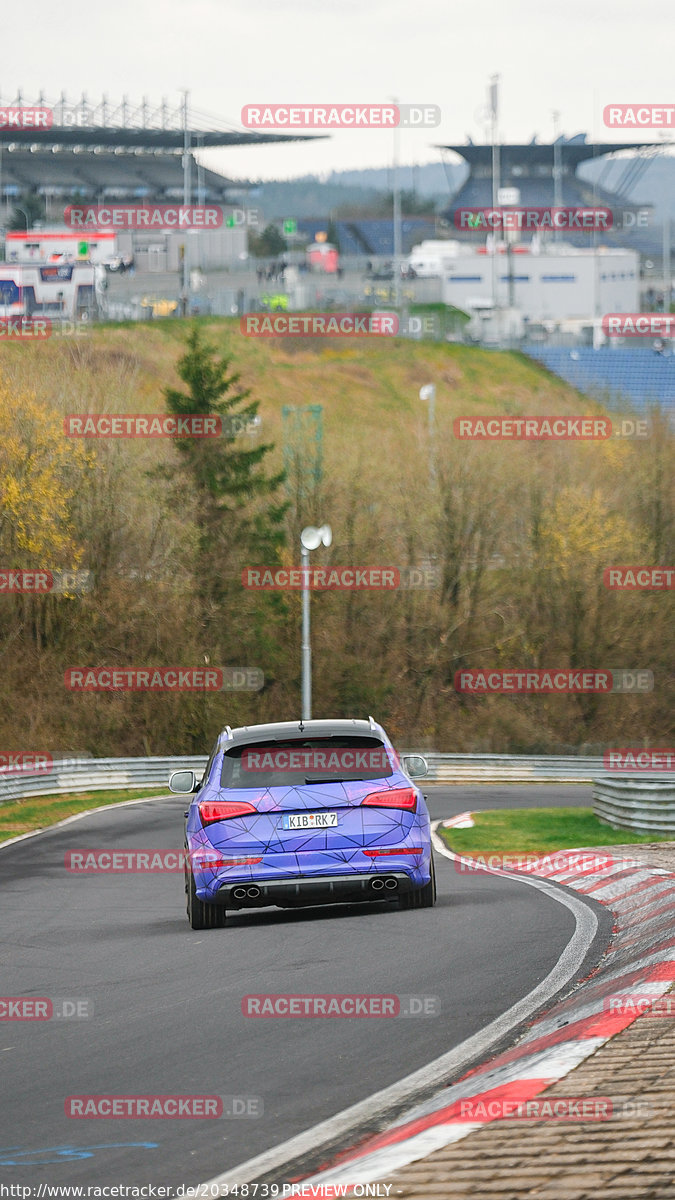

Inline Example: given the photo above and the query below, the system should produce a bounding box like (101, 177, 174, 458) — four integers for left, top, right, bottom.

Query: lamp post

(300, 524, 332, 720)
(419, 384, 436, 482)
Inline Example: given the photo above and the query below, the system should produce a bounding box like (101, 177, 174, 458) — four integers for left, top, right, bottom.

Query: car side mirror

(402, 754, 428, 779)
(169, 769, 198, 794)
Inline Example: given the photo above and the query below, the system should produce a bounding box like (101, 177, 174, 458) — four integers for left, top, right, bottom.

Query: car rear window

(220, 736, 395, 789)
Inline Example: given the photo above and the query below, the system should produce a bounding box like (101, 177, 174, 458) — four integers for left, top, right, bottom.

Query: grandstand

(297, 217, 439, 257)
(0, 92, 320, 219)
(438, 135, 666, 255)
(293, 136, 669, 262)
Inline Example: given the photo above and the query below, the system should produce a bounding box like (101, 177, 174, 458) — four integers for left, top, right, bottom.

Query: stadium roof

(438, 135, 669, 254)
(0, 93, 325, 201)
(0, 126, 316, 151)
(437, 138, 667, 171)
(0, 93, 322, 151)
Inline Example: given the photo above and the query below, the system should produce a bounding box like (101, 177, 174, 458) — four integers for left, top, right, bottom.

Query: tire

(400, 855, 436, 910)
(186, 869, 227, 930)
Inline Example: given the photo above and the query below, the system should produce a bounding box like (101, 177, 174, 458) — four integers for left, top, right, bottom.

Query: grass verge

(0, 788, 168, 843)
(437, 807, 675, 856)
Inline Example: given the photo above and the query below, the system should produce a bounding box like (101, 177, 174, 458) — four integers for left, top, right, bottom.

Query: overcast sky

(4, 0, 674, 181)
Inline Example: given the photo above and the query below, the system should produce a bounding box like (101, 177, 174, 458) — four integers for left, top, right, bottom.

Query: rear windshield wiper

(304, 776, 353, 784)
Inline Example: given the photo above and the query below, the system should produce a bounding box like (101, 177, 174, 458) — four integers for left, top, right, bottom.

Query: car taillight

(361, 788, 417, 811)
(189, 850, 262, 867)
(363, 847, 423, 857)
(198, 800, 258, 825)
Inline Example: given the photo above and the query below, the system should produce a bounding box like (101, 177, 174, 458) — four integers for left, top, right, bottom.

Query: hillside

(0, 319, 671, 755)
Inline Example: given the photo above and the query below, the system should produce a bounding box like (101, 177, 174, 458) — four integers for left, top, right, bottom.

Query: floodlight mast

(300, 525, 332, 720)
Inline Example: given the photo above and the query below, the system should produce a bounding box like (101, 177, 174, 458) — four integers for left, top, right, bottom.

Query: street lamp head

(300, 524, 332, 551)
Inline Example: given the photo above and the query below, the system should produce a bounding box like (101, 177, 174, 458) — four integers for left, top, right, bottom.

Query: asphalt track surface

(0, 784, 606, 1188)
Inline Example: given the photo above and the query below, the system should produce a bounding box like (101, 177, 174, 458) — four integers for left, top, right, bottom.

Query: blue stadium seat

(524, 347, 674, 416)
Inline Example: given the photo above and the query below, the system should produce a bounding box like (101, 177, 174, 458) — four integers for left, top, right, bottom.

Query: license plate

(282, 811, 339, 830)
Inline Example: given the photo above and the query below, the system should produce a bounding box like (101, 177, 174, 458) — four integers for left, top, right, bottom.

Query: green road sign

(283, 219, 297, 235)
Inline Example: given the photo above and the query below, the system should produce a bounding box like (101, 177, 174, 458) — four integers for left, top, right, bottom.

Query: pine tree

(163, 325, 288, 620)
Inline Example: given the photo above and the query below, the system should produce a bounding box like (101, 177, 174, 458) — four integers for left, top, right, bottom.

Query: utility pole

(301, 541, 311, 719)
(299, 525, 332, 720)
(490, 75, 500, 312)
(552, 111, 562, 244)
(181, 90, 191, 317)
(663, 210, 672, 315)
(392, 97, 402, 312)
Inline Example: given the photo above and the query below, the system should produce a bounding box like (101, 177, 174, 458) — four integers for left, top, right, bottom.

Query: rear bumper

(209, 871, 415, 909)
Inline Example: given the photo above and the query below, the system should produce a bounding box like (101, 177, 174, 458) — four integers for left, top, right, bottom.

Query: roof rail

(224, 725, 233, 739)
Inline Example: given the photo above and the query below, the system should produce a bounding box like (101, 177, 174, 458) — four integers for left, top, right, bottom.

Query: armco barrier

(0, 756, 208, 806)
(593, 777, 675, 834)
(0, 752, 609, 808)
(421, 753, 604, 783)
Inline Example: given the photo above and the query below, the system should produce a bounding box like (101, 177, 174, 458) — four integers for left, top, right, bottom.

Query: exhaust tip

(247, 886, 261, 899)
(371, 877, 385, 890)
(232, 887, 247, 900)
(384, 877, 398, 890)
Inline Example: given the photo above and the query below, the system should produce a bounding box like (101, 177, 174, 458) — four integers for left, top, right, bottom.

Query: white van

(407, 240, 461, 277)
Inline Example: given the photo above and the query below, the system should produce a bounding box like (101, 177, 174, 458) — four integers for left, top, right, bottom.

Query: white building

(4, 219, 249, 274)
(5, 228, 117, 265)
(436, 243, 639, 322)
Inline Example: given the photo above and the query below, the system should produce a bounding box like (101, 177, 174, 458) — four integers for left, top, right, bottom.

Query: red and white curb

(296, 818, 675, 1191)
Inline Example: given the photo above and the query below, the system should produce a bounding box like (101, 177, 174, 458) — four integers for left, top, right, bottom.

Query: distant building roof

(437, 139, 666, 170)
(0, 93, 324, 201)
